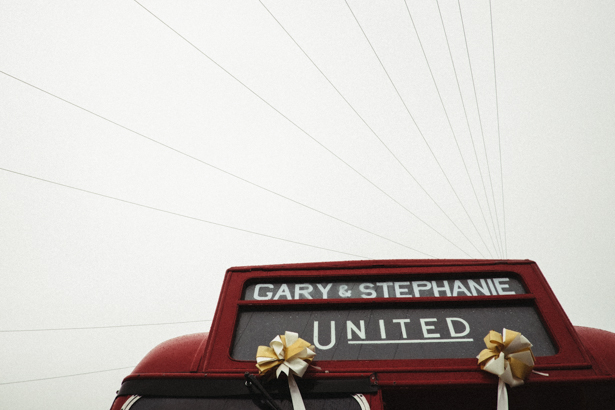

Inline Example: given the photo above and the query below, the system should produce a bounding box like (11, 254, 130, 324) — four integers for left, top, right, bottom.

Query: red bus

(110, 260, 615, 410)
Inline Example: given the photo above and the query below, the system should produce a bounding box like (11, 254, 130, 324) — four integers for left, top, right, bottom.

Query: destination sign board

(231, 305, 555, 361)
(203, 261, 594, 379)
(243, 277, 525, 300)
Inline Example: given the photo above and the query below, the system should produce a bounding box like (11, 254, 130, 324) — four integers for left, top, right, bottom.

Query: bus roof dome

(129, 332, 209, 376)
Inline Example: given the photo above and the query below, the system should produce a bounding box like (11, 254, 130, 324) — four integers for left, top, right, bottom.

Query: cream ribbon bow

(477, 329, 536, 410)
(256, 331, 316, 410)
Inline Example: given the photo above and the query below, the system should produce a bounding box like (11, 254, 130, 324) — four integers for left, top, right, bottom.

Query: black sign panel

(231, 306, 555, 361)
(243, 277, 525, 300)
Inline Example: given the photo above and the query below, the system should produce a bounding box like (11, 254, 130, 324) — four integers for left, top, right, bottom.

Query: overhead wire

(0, 1, 515, 396)
(0, 319, 211, 333)
(131, 0, 470, 258)
(403, 0, 500, 257)
(489, 0, 507, 258)
(0, 70, 433, 258)
(436, 0, 495, 256)
(435, 0, 501, 257)
(0, 167, 372, 259)
(343, 0, 493, 257)
(457, 0, 504, 256)
(0, 367, 135, 386)
(257, 0, 485, 258)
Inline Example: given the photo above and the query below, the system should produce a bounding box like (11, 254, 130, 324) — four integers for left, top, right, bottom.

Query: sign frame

(201, 260, 596, 386)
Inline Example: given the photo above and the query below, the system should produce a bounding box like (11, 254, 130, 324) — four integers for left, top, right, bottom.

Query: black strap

(244, 372, 283, 410)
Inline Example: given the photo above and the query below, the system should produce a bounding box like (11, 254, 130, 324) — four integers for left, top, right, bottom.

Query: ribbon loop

(477, 329, 536, 410)
(255, 331, 317, 410)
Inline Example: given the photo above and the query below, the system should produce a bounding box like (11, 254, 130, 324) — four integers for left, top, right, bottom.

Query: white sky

(1, 0, 614, 408)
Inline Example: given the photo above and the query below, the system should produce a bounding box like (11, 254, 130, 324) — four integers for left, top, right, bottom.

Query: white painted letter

(446, 317, 470, 337)
(376, 282, 393, 298)
(379, 319, 386, 339)
(420, 318, 440, 338)
(274, 284, 292, 300)
(360, 283, 376, 298)
(393, 319, 410, 338)
(254, 284, 273, 300)
(413, 281, 432, 297)
(452, 280, 471, 297)
(494, 278, 515, 295)
(468, 279, 490, 296)
(347, 320, 366, 340)
(316, 283, 333, 299)
(314, 321, 336, 350)
(394, 282, 411, 297)
(295, 284, 313, 299)
(432, 281, 451, 297)
(486, 279, 497, 295)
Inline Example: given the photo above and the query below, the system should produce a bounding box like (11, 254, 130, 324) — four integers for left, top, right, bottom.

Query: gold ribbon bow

(477, 329, 535, 410)
(256, 331, 316, 410)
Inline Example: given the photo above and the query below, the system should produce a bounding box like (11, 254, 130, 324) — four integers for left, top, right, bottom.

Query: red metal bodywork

(110, 260, 615, 410)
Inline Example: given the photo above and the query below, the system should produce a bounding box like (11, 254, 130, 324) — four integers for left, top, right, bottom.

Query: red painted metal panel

(128, 333, 208, 377)
(575, 326, 615, 376)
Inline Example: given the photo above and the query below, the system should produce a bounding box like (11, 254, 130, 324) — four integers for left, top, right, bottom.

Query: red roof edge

(125, 332, 209, 378)
(574, 326, 615, 376)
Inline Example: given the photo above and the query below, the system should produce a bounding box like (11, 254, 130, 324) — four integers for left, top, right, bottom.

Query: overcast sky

(1, 1, 614, 408)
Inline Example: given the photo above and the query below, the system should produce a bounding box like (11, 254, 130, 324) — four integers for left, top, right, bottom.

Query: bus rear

(110, 260, 615, 410)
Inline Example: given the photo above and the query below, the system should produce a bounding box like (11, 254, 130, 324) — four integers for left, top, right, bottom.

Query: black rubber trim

(118, 377, 378, 398)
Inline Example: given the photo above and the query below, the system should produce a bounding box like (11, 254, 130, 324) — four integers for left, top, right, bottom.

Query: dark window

(232, 305, 555, 361)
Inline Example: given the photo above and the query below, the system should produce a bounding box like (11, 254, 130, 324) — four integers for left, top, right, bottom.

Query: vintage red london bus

(110, 260, 615, 410)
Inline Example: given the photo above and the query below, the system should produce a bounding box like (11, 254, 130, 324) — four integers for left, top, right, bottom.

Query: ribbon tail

(287, 372, 306, 410)
(497, 378, 508, 410)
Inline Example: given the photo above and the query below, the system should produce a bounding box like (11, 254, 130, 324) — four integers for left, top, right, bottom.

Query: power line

(0, 367, 135, 386)
(0, 167, 371, 259)
(435, 0, 500, 257)
(457, 0, 504, 256)
(0, 70, 432, 258)
(434, 1, 492, 254)
(344, 0, 492, 257)
(403, 0, 500, 257)
(489, 0, 507, 258)
(433, 0, 502, 257)
(131, 1, 463, 258)
(258, 0, 485, 259)
(0, 319, 211, 333)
